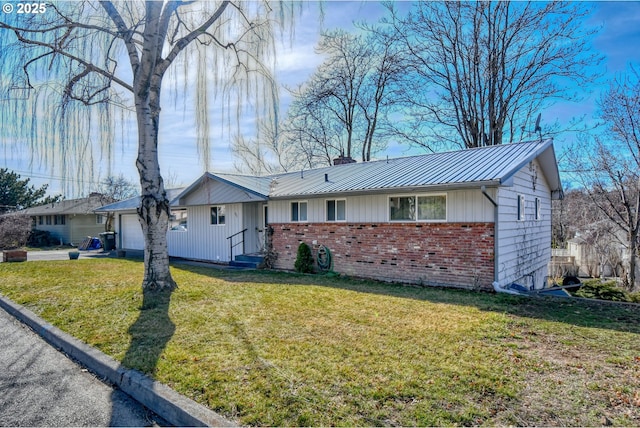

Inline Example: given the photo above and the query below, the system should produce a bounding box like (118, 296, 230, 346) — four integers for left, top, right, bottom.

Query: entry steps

(229, 254, 265, 269)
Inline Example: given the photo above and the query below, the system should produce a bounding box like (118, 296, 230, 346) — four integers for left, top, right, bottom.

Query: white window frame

(291, 201, 308, 222)
(326, 199, 346, 222)
(389, 193, 447, 222)
(517, 195, 526, 221)
(169, 208, 188, 231)
(417, 194, 447, 222)
(210, 205, 226, 226)
(535, 197, 541, 221)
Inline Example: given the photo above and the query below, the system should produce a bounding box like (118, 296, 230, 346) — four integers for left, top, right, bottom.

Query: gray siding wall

(69, 215, 106, 245)
(33, 214, 104, 245)
(496, 159, 551, 289)
(268, 188, 495, 224)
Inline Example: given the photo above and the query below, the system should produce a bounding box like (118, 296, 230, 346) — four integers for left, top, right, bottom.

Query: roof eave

(268, 180, 502, 200)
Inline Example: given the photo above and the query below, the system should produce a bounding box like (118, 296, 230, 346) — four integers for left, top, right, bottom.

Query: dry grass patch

(0, 259, 639, 426)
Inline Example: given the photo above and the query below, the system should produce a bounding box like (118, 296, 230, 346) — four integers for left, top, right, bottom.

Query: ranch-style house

(97, 139, 563, 291)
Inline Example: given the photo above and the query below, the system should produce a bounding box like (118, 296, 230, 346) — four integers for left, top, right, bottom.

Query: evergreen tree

(0, 169, 60, 214)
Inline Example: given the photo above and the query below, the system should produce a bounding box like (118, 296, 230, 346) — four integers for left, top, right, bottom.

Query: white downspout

(492, 281, 523, 295)
(481, 186, 519, 295)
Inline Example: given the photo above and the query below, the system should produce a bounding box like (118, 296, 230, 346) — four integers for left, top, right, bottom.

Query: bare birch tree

(233, 25, 405, 173)
(393, 1, 601, 149)
(574, 69, 640, 290)
(0, 1, 291, 291)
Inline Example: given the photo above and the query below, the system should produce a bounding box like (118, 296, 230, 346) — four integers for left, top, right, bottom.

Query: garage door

(120, 214, 144, 250)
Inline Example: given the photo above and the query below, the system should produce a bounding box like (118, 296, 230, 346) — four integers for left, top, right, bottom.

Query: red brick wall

(271, 222, 495, 289)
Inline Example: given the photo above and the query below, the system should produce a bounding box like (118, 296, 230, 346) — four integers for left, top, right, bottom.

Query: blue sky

(2, 1, 640, 197)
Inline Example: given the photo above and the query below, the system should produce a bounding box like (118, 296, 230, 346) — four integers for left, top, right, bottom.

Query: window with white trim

(210, 206, 226, 225)
(390, 196, 415, 221)
(96, 214, 106, 224)
(535, 197, 541, 221)
(170, 208, 188, 231)
(54, 215, 66, 225)
(418, 195, 446, 221)
(291, 201, 308, 222)
(517, 195, 525, 221)
(326, 199, 346, 221)
(390, 194, 446, 222)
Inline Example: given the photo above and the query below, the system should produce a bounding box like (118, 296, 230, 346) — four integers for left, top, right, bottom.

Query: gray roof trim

(94, 188, 184, 213)
(497, 138, 563, 199)
(267, 180, 502, 200)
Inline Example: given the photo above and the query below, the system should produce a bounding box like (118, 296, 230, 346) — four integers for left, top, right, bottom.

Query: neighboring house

(567, 228, 626, 278)
(21, 193, 114, 245)
(98, 139, 563, 291)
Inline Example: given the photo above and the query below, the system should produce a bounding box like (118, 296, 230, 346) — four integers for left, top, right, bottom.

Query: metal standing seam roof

(94, 188, 185, 212)
(94, 139, 561, 212)
(266, 139, 559, 198)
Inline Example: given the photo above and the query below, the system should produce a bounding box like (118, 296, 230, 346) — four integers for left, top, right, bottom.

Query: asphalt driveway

(0, 306, 162, 426)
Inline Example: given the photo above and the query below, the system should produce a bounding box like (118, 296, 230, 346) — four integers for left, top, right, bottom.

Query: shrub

(27, 229, 58, 247)
(0, 213, 31, 249)
(294, 242, 314, 274)
(574, 280, 630, 302)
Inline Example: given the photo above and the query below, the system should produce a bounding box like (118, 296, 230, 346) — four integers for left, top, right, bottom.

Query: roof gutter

(269, 180, 503, 200)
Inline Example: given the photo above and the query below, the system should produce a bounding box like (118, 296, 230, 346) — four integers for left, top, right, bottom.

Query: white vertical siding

(496, 159, 551, 289)
(167, 203, 244, 262)
(269, 188, 495, 224)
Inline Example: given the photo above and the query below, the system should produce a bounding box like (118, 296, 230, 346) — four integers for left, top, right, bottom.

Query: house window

(96, 214, 107, 224)
(38, 216, 43, 225)
(390, 194, 447, 222)
(418, 195, 446, 221)
(326, 199, 346, 221)
(517, 195, 525, 221)
(170, 208, 188, 231)
(54, 215, 65, 225)
(291, 201, 308, 222)
(46, 215, 52, 225)
(390, 196, 415, 221)
(535, 197, 541, 221)
(210, 206, 226, 225)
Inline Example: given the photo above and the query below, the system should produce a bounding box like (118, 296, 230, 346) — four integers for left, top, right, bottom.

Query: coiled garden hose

(316, 245, 332, 271)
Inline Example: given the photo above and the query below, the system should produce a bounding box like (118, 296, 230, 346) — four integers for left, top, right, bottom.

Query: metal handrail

(227, 228, 248, 261)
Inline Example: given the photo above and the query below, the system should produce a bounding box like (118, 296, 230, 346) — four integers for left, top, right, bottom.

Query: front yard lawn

(0, 259, 639, 426)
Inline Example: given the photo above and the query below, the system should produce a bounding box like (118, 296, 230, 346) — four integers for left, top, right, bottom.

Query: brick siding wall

(271, 222, 495, 289)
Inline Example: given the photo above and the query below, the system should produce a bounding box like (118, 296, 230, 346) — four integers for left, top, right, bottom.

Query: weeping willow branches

(0, 0, 291, 194)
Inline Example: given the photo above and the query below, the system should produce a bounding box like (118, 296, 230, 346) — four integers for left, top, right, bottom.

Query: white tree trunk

(134, 80, 176, 291)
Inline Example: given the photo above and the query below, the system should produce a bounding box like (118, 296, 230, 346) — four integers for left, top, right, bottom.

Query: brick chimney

(333, 155, 356, 166)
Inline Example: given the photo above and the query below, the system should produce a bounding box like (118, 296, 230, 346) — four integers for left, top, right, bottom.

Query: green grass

(1, 259, 639, 426)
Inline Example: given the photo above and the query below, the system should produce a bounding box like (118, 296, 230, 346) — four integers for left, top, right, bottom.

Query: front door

(258, 204, 269, 251)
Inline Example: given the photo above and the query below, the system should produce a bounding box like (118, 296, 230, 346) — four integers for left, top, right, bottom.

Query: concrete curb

(0, 295, 235, 427)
